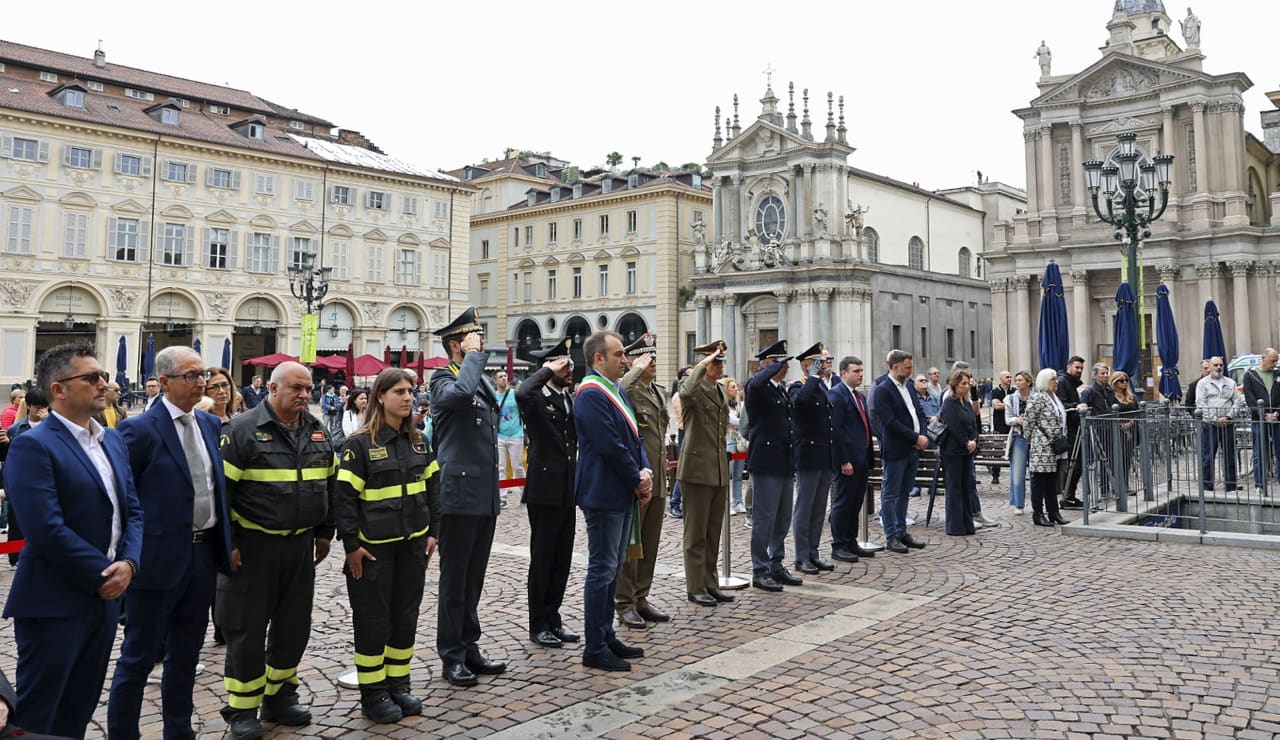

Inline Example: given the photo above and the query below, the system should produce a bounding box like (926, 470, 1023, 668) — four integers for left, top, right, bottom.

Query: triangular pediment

(110, 198, 148, 214)
(592, 250, 611, 261)
(289, 219, 318, 234)
(3, 185, 42, 202)
(707, 117, 848, 166)
(428, 237, 451, 249)
(542, 255, 560, 267)
(1034, 54, 1207, 106)
(363, 228, 387, 242)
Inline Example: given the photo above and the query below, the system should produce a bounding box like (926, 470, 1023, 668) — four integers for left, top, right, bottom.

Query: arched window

(958, 247, 972, 278)
(908, 236, 924, 270)
(864, 227, 879, 263)
(754, 195, 786, 244)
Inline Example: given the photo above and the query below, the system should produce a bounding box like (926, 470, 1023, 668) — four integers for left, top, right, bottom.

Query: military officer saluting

(743, 340, 801, 592)
(788, 342, 836, 575)
(515, 339, 580, 648)
(677, 339, 733, 607)
(428, 307, 506, 687)
(616, 333, 672, 629)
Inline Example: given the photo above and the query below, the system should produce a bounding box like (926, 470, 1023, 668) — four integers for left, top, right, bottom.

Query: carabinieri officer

(336, 368, 440, 724)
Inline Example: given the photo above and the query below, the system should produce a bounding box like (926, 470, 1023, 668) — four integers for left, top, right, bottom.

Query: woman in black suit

(939, 370, 980, 535)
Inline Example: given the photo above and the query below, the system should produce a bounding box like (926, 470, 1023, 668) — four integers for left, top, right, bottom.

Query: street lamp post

(288, 251, 332, 315)
(1082, 132, 1174, 395)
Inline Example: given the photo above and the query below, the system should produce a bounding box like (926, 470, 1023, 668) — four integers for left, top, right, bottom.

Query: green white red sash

(577, 373, 638, 439)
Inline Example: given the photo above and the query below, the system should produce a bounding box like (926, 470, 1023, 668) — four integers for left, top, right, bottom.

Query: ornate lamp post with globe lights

(288, 250, 331, 363)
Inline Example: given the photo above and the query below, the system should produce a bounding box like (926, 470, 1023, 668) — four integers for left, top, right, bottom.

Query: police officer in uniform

(218, 361, 336, 740)
(789, 343, 836, 575)
(428, 307, 506, 687)
(616, 333, 671, 629)
(336, 368, 441, 723)
(515, 339, 579, 648)
(677, 340, 732, 607)
(743, 340, 802, 592)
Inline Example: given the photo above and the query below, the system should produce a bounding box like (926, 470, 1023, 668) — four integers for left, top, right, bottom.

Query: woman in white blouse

(1004, 371, 1034, 514)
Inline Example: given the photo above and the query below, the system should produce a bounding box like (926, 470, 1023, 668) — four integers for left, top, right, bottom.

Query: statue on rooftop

(1034, 40, 1052, 77)
(1180, 7, 1201, 49)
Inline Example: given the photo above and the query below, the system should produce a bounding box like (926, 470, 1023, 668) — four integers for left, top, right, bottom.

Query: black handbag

(926, 418, 948, 443)
(1050, 436, 1070, 455)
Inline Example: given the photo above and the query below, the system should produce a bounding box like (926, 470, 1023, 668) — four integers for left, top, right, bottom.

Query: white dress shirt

(51, 409, 122, 560)
(894, 376, 921, 433)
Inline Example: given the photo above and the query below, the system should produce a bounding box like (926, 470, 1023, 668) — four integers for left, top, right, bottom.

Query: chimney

(93, 40, 106, 69)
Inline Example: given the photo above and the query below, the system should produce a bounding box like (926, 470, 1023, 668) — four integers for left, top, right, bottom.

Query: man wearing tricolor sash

(574, 331, 653, 672)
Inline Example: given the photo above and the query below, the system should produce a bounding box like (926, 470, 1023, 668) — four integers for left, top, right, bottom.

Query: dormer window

(573, 183, 583, 199)
(550, 187, 561, 203)
(161, 108, 179, 125)
(601, 179, 612, 194)
(534, 162, 547, 178)
(230, 117, 267, 140)
(527, 191, 537, 207)
(145, 101, 182, 126)
(247, 122, 263, 139)
(64, 89, 85, 108)
(627, 172, 639, 189)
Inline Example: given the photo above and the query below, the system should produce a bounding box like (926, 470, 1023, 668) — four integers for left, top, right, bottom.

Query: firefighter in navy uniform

(217, 362, 336, 740)
(335, 368, 441, 723)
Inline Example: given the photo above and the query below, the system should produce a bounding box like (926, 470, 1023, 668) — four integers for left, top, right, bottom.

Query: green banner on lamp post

(300, 313, 319, 364)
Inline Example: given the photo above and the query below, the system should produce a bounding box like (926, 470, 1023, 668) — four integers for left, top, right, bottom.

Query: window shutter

(0, 135, 12, 158)
(228, 230, 239, 269)
(139, 220, 151, 263)
(328, 185, 338, 203)
(231, 170, 241, 190)
(202, 227, 212, 259)
(106, 217, 118, 258)
(183, 225, 194, 266)
(364, 191, 373, 208)
(91, 149, 103, 170)
(62, 144, 72, 166)
(186, 163, 197, 184)
(206, 167, 215, 187)
(270, 235, 281, 270)
(140, 157, 153, 177)
(37, 141, 50, 163)
(113, 152, 123, 173)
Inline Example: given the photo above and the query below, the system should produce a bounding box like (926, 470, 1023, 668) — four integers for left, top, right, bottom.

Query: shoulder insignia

(220, 434, 230, 447)
(254, 431, 273, 442)
(342, 448, 356, 462)
(311, 430, 327, 442)
(412, 442, 428, 455)
(369, 446, 388, 461)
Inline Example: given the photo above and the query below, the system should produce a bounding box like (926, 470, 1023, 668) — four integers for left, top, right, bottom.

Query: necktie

(177, 414, 213, 529)
(852, 389, 870, 446)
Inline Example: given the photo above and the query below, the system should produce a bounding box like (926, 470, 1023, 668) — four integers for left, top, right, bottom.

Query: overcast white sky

(7, 1, 1276, 191)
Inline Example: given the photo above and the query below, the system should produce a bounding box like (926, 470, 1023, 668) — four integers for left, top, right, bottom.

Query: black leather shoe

(608, 638, 644, 659)
(831, 549, 860, 563)
(706, 587, 735, 603)
(771, 568, 803, 586)
(853, 545, 877, 558)
(885, 538, 909, 553)
(1052, 513, 1071, 525)
(900, 533, 926, 550)
(1033, 513, 1054, 527)
(260, 695, 311, 726)
(583, 651, 631, 671)
(443, 663, 478, 687)
(223, 711, 264, 740)
(386, 679, 423, 716)
(1060, 498, 1084, 509)
(688, 592, 717, 606)
(636, 603, 670, 623)
(811, 558, 835, 571)
(361, 692, 404, 723)
(617, 609, 649, 629)
(550, 626, 579, 643)
(465, 654, 507, 675)
(795, 560, 820, 575)
(752, 575, 783, 592)
(531, 629, 564, 646)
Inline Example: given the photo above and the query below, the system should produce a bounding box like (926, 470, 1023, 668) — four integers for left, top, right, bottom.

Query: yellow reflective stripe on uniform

(227, 693, 263, 710)
(235, 466, 330, 483)
(422, 459, 440, 479)
(300, 466, 330, 481)
(265, 665, 298, 683)
(225, 674, 266, 694)
(362, 480, 426, 503)
(385, 662, 410, 678)
(384, 644, 414, 676)
(353, 652, 383, 668)
(358, 523, 430, 545)
(224, 460, 244, 481)
(384, 645, 414, 661)
(336, 468, 366, 493)
(230, 510, 309, 536)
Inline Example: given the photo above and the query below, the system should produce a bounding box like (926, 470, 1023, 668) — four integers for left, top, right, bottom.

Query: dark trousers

(1059, 429, 1082, 499)
(109, 539, 217, 740)
(967, 458, 983, 514)
(1201, 423, 1238, 489)
(615, 493, 663, 613)
(680, 481, 726, 593)
(6, 499, 21, 566)
(1031, 471, 1063, 518)
(793, 468, 832, 563)
(436, 514, 496, 665)
(1253, 422, 1280, 488)
(526, 503, 575, 633)
(216, 531, 314, 714)
(750, 473, 794, 576)
(943, 455, 976, 536)
(347, 537, 426, 695)
(829, 464, 869, 552)
(13, 599, 119, 740)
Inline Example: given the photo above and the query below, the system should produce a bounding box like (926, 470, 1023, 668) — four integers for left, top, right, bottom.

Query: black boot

(260, 692, 312, 726)
(1033, 513, 1054, 527)
(360, 689, 404, 724)
(220, 708, 264, 740)
(386, 676, 423, 716)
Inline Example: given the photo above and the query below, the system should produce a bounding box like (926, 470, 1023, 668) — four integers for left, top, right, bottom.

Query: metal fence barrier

(1079, 401, 1280, 535)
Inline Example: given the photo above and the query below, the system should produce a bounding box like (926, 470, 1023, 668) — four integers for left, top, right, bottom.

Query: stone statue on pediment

(813, 202, 828, 237)
(691, 218, 707, 249)
(1034, 40, 1051, 77)
(845, 201, 869, 238)
(1180, 7, 1200, 49)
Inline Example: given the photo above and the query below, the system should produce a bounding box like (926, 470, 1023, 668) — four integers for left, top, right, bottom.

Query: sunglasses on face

(56, 370, 110, 385)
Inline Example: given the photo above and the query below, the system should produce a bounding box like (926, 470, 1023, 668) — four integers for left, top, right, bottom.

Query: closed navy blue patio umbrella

(193, 337, 202, 358)
(115, 336, 128, 389)
(1202, 299, 1227, 361)
(1113, 282, 1139, 381)
(1155, 283, 1182, 401)
(221, 337, 232, 370)
(1038, 261, 1070, 373)
(142, 334, 156, 382)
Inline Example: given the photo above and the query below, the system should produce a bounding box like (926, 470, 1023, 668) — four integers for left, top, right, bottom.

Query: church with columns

(685, 81, 1022, 382)
(986, 0, 1280, 387)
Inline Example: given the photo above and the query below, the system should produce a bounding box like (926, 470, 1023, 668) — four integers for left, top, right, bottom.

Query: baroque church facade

(985, 1, 1280, 387)
(686, 84, 1024, 382)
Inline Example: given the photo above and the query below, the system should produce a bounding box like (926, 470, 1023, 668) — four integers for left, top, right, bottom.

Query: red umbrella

(383, 345, 392, 368)
(242, 352, 299, 369)
(400, 344, 408, 369)
(345, 342, 356, 382)
(310, 355, 347, 371)
(352, 354, 389, 377)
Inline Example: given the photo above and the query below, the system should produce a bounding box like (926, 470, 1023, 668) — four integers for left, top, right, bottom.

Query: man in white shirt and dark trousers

(1197, 356, 1244, 491)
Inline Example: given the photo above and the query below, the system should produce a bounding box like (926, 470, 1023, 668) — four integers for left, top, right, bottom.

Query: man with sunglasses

(108, 347, 233, 740)
(2, 342, 144, 739)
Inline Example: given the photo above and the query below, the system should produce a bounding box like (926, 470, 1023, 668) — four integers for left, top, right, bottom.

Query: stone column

(1039, 125, 1058, 241)
(833, 287, 855, 361)
(1071, 269, 1092, 363)
(852, 287, 874, 365)
(1191, 102, 1208, 195)
(724, 293, 739, 380)
(1229, 260, 1252, 356)
(713, 179, 724, 243)
(775, 290, 791, 342)
(1011, 275, 1032, 372)
(734, 176, 747, 241)
(795, 288, 815, 353)
(990, 278, 1011, 374)
(1195, 262, 1219, 361)
(696, 295, 710, 344)
(1024, 131, 1039, 213)
(790, 165, 802, 240)
(708, 294, 724, 346)
(817, 288, 832, 346)
(1070, 122, 1086, 211)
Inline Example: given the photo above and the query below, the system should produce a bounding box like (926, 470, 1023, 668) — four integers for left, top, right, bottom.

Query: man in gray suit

(429, 307, 507, 688)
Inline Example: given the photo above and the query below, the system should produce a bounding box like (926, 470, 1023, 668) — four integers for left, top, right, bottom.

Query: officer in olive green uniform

(677, 340, 731, 607)
(616, 333, 671, 629)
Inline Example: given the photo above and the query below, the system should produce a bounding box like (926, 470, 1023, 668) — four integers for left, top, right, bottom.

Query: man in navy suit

(869, 349, 929, 554)
(2, 342, 143, 739)
(108, 346, 233, 740)
(574, 331, 652, 672)
(828, 356, 877, 563)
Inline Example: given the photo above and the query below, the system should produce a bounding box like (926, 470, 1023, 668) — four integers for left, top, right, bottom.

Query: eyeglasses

(1115, 379, 1128, 384)
(165, 370, 211, 384)
(56, 370, 110, 385)
(206, 381, 231, 392)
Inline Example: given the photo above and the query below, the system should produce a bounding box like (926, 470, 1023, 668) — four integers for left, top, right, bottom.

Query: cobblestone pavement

(4, 477, 1280, 739)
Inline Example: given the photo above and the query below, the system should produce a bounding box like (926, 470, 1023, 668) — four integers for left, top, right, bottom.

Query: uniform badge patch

(369, 446, 388, 461)
(311, 430, 327, 442)
(220, 434, 231, 447)
(254, 431, 272, 442)
(412, 442, 428, 455)
(342, 448, 356, 462)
